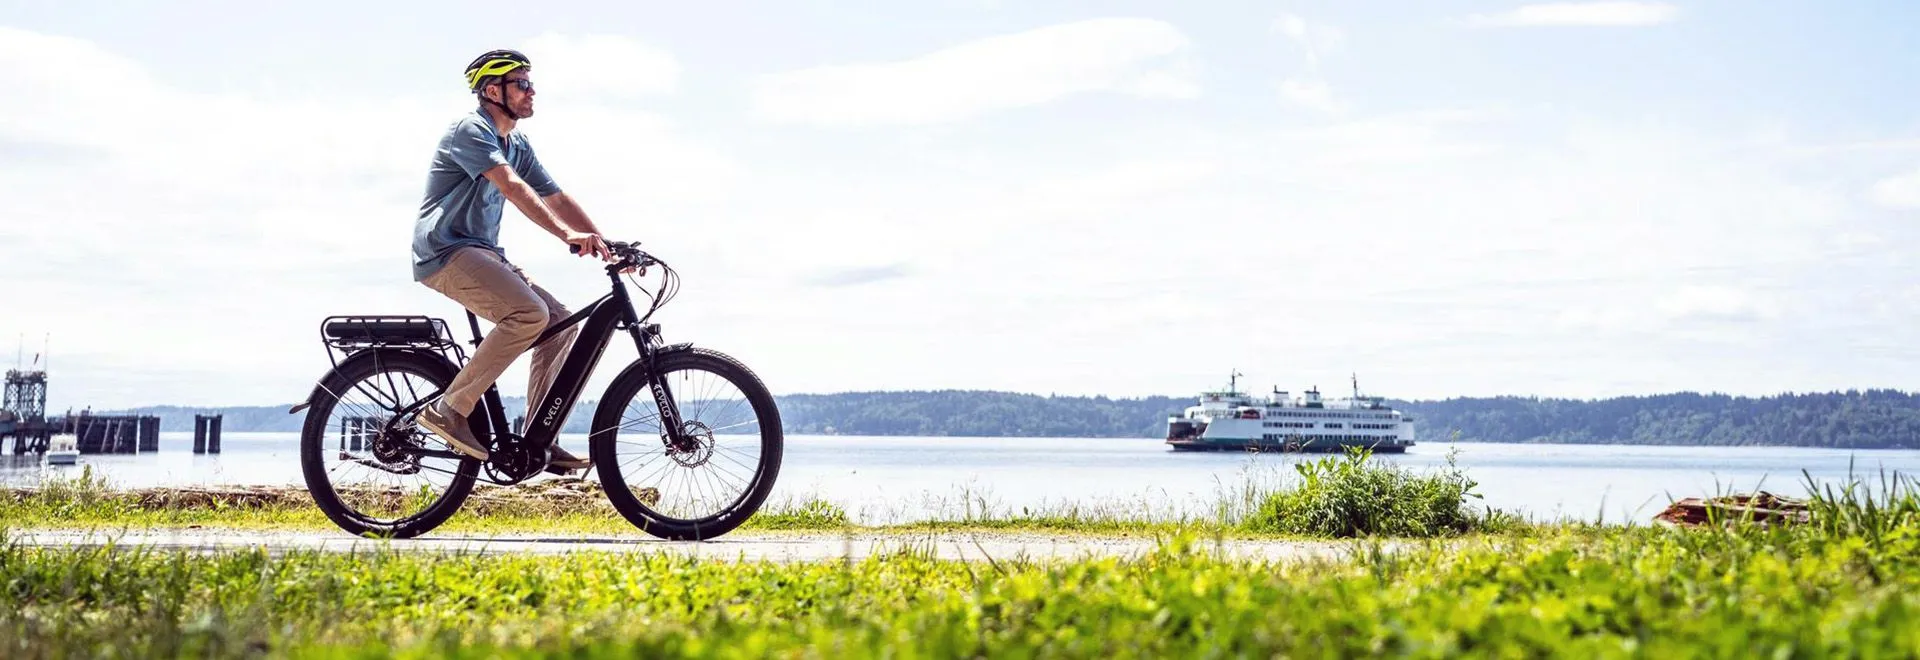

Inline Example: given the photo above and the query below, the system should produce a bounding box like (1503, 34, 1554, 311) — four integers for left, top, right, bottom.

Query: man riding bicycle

(410, 48, 617, 471)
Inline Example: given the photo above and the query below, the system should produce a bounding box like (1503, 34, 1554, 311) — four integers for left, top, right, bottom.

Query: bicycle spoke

(602, 356, 773, 526)
(314, 367, 464, 525)
(707, 417, 756, 434)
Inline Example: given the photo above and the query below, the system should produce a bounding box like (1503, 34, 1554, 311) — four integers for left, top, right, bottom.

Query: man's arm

(544, 190, 644, 274)
(480, 165, 610, 260)
(542, 191, 603, 236)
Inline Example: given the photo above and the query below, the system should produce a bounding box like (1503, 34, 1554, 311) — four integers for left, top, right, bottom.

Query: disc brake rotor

(669, 421, 716, 467)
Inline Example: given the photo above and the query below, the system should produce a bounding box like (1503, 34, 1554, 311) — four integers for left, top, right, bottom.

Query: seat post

(465, 310, 485, 347)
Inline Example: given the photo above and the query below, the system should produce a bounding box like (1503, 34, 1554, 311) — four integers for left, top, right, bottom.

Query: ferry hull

(1165, 402, 1415, 454)
(1166, 437, 1408, 454)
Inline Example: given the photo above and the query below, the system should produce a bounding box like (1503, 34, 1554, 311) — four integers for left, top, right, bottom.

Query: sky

(3, 0, 1919, 411)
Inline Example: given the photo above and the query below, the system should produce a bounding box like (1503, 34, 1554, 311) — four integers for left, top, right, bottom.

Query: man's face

(491, 70, 535, 118)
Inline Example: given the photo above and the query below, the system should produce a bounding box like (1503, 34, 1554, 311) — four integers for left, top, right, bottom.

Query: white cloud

(1553, 304, 1653, 335)
(1656, 286, 1784, 323)
(1272, 13, 1345, 70)
(679, 96, 1897, 401)
(1554, 286, 1784, 339)
(1870, 167, 1920, 209)
(1038, 160, 1217, 202)
(1831, 231, 1885, 252)
(1271, 14, 1345, 114)
(1464, 2, 1680, 28)
(519, 32, 679, 100)
(1280, 78, 1342, 114)
(749, 17, 1196, 126)
(1268, 106, 1504, 164)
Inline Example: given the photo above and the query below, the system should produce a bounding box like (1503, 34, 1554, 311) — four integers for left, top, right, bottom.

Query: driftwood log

(1652, 491, 1811, 527)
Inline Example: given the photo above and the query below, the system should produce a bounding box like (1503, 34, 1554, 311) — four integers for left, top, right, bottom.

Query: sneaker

(547, 444, 592, 471)
(418, 400, 490, 461)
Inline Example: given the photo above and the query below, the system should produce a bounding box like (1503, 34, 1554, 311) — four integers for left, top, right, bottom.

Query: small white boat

(44, 432, 79, 466)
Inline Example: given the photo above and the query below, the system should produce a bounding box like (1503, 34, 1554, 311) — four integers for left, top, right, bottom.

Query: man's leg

(511, 262, 578, 418)
(506, 260, 591, 470)
(417, 247, 552, 459)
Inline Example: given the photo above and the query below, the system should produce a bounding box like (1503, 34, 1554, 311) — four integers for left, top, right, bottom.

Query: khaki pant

(421, 247, 580, 418)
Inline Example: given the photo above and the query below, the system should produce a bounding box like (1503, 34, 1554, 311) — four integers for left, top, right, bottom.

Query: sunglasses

(497, 78, 534, 93)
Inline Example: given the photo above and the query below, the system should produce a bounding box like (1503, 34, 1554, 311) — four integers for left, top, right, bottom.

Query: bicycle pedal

(543, 465, 579, 477)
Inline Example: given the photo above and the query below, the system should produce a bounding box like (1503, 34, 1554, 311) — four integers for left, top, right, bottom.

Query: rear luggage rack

(292, 316, 471, 417)
(318, 315, 468, 369)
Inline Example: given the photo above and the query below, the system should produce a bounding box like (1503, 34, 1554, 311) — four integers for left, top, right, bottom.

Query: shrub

(1242, 447, 1506, 538)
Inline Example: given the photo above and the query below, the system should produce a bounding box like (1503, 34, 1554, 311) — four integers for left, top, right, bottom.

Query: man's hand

(564, 231, 612, 262)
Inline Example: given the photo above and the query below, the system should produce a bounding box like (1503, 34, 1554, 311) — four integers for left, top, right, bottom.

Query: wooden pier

(4, 413, 162, 455)
(5, 366, 165, 455)
(65, 413, 163, 454)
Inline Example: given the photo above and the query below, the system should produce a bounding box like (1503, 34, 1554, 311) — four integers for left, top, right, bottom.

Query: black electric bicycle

(292, 240, 783, 540)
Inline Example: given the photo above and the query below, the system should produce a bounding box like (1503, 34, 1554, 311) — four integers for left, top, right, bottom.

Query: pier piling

(139, 417, 159, 452)
(194, 414, 224, 454)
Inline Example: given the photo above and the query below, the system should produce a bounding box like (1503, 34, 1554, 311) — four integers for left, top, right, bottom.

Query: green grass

(0, 467, 865, 536)
(5, 461, 1919, 656)
(6, 493, 1920, 658)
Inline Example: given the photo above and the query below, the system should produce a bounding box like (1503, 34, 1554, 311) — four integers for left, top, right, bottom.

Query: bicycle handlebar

(572, 238, 679, 321)
(570, 239, 656, 268)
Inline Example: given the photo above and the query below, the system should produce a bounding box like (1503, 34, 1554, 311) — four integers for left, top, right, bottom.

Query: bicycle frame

(463, 263, 691, 454)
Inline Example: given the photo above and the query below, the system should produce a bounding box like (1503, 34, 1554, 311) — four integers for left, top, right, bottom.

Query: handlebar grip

(571, 241, 645, 262)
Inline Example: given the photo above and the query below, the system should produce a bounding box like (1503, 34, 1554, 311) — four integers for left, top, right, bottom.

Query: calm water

(6, 432, 1919, 524)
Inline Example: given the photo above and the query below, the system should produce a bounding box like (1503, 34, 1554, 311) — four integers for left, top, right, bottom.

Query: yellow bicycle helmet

(464, 49, 531, 92)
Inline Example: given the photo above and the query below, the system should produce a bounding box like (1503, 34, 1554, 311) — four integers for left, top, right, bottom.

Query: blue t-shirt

(411, 107, 562, 281)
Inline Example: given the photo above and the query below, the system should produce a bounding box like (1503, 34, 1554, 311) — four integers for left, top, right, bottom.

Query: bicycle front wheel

(590, 347, 784, 540)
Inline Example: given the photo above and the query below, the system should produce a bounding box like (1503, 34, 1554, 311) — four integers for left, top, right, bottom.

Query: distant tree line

(105, 388, 1920, 448)
(773, 391, 1191, 438)
(112, 391, 1190, 438)
(1394, 390, 1920, 449)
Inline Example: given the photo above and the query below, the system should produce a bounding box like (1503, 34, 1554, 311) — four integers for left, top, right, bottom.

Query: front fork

(631, 323, 694, 451)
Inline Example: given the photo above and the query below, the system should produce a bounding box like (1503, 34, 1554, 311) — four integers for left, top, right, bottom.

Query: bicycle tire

(590, 347, 784, 540)
(299, 349, 481, 538)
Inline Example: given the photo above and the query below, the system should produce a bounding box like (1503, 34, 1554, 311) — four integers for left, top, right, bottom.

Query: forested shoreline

(105, 388, 1920, 449)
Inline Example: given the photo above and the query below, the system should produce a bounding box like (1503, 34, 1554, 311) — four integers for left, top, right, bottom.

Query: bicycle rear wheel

(590, 347, 783, 540)
(299, 350, 481, 538)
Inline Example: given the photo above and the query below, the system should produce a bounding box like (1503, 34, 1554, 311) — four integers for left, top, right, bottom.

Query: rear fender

(288, 348, 456, 415)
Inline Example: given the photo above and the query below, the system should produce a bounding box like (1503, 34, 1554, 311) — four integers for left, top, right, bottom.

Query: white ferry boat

(1166, 372, 1415, 453)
